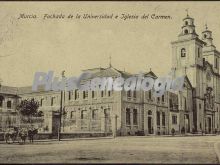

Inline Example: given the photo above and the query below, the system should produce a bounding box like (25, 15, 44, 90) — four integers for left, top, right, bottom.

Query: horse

(18, 128, 28, 144)
(4, 127, 19, 144)
(28, 128, 38, 143)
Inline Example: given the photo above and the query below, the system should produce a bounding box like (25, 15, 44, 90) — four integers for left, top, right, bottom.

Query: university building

(0, 14, 219, 137)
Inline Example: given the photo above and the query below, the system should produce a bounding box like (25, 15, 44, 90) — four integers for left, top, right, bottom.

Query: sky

(0, 1, 220, 87)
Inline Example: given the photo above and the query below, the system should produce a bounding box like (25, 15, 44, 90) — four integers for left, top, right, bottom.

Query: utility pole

(58, 70, 65, 141)
(114, 114, 118, 138)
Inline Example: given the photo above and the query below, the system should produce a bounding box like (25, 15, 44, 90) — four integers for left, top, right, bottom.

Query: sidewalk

(0, 134, 219, 144)
(0, 135, 114, 144)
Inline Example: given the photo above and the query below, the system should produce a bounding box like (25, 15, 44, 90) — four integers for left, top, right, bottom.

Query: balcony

(170, 104, 179, 111)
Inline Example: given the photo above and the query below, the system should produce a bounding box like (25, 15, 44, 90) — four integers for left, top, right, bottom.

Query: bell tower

(178, 13, 198, 40)
(171, 13, 206, 133)
(202, 24, 214, 47)
(171, 13, 204, 86)
(201, 24, 219, 74)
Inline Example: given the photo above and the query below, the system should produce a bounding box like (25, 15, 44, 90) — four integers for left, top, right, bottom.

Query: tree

(16, 98, 40, 123)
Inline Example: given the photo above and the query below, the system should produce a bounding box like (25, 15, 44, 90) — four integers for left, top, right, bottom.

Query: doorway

(148, 116, 153, 134)
(207, 117, 211, 133)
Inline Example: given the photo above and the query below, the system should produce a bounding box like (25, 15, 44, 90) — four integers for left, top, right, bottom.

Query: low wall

(60, 132, 112, 139)
(0, 132, 112, 141)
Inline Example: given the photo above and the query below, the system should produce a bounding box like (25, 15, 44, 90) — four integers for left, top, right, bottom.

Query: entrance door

(52, 113, 60, 136)
(104, 109, 111, 133)
(184, 114, 190, 133)
(148, 117, 153, 134)
(207, 117, 211, 133)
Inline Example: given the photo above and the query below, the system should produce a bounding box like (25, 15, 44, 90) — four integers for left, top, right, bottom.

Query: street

(0, 135, 219, 163)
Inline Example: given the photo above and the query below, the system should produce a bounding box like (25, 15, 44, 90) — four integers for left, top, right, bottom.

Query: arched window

(149, 90, 152, 100)
(157, 111, 160, 126)
(92, 109, 98, 120)
(126, 108, 131, 125)
(133, 109, 138, 125)
(184, 29, 189, 34)
(7, 100, 11, 109)
(127, 90, 131, 98)
(181, 48, 186, 57)
(204, 34, 207, 38)
(81, 110, 87, 119)
(148, 110, 152, 115)
(185, 21, 188, 25)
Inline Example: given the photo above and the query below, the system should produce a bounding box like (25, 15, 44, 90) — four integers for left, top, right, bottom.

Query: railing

(170, 105, 178, 111)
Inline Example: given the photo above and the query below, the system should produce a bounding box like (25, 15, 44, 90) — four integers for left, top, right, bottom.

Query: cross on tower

(205, 22, 208, 30)
(185, 9, 189, 17)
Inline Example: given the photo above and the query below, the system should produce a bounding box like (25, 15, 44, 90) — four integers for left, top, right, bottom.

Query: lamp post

(58, 70, 65, 141)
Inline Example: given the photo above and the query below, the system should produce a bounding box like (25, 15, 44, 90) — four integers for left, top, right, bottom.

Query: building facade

(171, 14, 220, 133)
(0, 14, 219, 136)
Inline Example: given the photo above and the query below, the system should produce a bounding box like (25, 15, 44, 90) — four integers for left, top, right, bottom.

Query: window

(127, 90, 131, 98)
(215, 58, 218, 69)
(172, 115, 177, 124)
(75, 90, 79, 100)
(169, 99, 173, 107)
(162, 112, 165, 126)
(133, 91, 136, 99)
(92, 91, 96, 98)
(104, 109, 110, 118)
(83, 91, 88, 99)
(198, 48, 200, 58)
(204, 34, 207, 38)
(108, 91, 111, 97)
(181, 48, 186, 57)
(148, 110, 152, 115)
(81, 110, 87, 119)
(7, 101, 11, 109)
(149, 90, 152, 100)
(199, 103, 201, 109)
(0, 99, 3, 107)
(68, 91, 72, 100)
(157, 111, 160, 126)
(92, 109, 98, 120)
(184, 98, 187, 110)
(133, 109, 138, 125)
(185, 21, 188, 25)
(101, 91, 104, 97)
(184, 29, 188, 34)
(40, 98, 43, 106)
(126, 108, 131, 125)
(157, 97, 160, 103)
(162, 95, 165, 102)
(51, 97, 54, 106)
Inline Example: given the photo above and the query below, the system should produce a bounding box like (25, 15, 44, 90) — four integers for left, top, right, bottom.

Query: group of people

(4, 126, 38, 144)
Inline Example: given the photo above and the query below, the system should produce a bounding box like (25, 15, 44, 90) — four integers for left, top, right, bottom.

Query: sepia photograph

(0, 1, 220, 164)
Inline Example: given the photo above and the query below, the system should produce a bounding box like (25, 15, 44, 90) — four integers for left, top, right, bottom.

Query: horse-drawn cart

(4, 124, 38, 144)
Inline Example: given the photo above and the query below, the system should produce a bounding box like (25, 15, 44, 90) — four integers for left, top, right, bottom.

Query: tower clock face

(206, 72, 211, 81)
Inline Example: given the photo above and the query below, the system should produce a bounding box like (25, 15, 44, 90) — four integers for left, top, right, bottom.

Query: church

(171, 13, 220, 134)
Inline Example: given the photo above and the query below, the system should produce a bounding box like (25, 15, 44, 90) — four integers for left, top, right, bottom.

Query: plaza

(0, 135, 220, 163)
